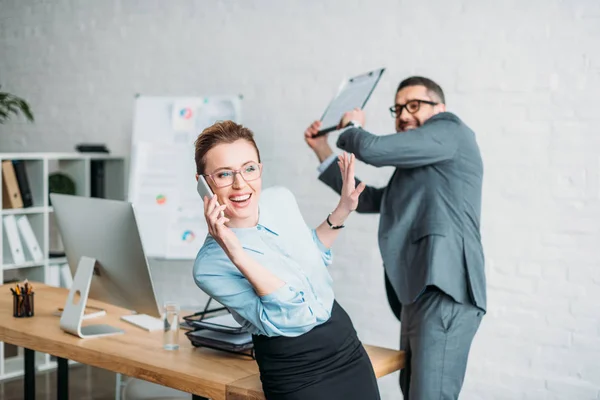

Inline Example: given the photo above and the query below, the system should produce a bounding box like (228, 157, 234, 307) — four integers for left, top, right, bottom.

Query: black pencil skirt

(251, 300, 381, 400)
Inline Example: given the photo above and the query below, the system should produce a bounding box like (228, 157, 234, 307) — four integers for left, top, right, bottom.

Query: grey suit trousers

(400, 286, 483, 400)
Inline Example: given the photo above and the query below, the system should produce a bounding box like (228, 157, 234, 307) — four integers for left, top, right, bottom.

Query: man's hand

(338, 108, 366, 129)
(304, 120, 333, 163)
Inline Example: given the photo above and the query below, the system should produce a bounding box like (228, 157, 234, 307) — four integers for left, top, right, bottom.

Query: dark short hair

(194, 120, 261, 175)
(396, 76, 445, 104)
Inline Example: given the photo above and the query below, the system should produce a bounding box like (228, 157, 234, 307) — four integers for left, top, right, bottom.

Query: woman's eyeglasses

(203, 162, 263, 188)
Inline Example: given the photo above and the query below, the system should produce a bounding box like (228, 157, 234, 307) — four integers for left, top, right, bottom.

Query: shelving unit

(0, 152, 125, 380)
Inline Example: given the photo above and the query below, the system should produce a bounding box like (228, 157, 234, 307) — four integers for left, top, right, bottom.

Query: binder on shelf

(90, 160, 105, 198)
(16, 216, 43, 262)
(12, 160, 33, 208)
(1, 161, 23, 209)
(3, 215, 26, 265)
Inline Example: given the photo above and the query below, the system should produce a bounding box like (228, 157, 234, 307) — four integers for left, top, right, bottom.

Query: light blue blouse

(193, 186, 335, 337)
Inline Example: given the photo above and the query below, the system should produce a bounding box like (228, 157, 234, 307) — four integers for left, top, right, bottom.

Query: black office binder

(185, 329, 254, 358)
(183, 298, 255, 359)
(184, 310, 245, 334)
(90, 160, 105, 198)
(12, 160, 33, 207)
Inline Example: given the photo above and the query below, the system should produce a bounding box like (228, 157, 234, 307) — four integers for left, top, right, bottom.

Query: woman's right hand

(204, 195, 242, 258)
(337, 152, 365, 213)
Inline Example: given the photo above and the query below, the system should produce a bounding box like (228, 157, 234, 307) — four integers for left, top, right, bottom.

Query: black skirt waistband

(251, 300, 363, 395)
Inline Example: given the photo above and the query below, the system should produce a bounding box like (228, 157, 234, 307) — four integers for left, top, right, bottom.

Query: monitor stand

(59, 256, 125, 338)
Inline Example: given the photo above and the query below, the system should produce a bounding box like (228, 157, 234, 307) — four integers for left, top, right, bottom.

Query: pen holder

(13, 292, 34, 318)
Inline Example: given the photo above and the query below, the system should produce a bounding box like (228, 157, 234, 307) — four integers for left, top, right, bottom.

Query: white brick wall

(1, 1, 599, 398)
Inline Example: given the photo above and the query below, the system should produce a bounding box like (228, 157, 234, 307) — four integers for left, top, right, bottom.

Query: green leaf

(0, 90, 35, 123)
(19, 101, 34, 122)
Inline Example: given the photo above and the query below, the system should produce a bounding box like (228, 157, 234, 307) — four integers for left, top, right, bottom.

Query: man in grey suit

(304, 76, 486, 399)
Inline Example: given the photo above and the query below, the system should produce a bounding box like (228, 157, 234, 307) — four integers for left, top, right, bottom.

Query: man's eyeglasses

(389, 99, 438, 118)
(203, 162, 263, 188)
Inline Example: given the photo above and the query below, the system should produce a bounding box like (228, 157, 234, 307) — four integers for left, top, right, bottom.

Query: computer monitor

(50, 193, 161, 320)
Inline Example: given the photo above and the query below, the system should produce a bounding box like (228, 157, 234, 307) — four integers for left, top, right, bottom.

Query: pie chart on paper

(156, 194, 167, 205)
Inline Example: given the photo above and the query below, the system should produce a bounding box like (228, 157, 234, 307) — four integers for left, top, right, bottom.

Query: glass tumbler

(162, 301, 180, 350)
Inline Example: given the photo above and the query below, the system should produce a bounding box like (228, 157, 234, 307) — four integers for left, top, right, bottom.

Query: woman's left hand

(337, 152, 366, 213)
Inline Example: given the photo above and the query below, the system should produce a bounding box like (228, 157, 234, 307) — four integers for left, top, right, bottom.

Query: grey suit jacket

(319, 112, 486, 317)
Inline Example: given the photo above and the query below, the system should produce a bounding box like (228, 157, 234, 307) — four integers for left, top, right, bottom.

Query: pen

(16, 285, 22, 313)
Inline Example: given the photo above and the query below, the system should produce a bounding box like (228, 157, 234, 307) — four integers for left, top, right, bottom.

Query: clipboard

(314, 67, 386, 137)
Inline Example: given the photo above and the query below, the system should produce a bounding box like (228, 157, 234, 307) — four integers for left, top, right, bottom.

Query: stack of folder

(184, 308, 254, 358)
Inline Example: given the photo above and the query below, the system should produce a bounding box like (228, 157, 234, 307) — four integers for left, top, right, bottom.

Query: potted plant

(0, 86, 34, 124)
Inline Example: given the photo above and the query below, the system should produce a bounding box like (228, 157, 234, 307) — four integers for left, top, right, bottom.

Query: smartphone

(197, 176, 224, 218)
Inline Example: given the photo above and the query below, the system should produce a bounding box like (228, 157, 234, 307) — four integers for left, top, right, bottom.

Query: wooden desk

(0, 283, 404, 400)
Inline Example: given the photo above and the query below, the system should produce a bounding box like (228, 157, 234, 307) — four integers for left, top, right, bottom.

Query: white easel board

(128, 95, 242, 259)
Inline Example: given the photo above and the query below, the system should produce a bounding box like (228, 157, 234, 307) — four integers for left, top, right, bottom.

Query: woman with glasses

(192, 120, 380, 400)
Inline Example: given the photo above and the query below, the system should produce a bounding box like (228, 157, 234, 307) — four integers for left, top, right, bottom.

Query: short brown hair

(397, 76, 446, 104)
(194, 120, 261, 175)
